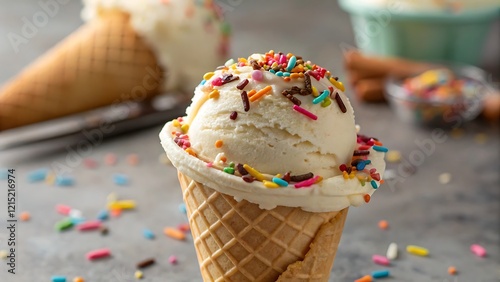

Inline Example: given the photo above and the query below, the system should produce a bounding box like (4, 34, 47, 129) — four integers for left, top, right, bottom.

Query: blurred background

(0, 0, 499, 281)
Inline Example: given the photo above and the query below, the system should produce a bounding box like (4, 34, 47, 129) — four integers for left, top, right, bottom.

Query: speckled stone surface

(0, 1, 499, 281)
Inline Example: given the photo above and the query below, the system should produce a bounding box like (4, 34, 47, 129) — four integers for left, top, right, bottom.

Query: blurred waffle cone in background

(0, 10, 164, 131)
(178, 172, 348, 282)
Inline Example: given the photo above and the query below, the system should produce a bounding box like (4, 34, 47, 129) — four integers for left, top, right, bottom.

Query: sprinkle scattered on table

(439, 173, 451, 184)
(371, 269, 390, 279)
(448, 266, 457, 275)
(474, 133, 488, 144)
(372, 254, 390, 266)
(113, 173, 129, 186)
(143, 229, 155, 240)
(0, 250, 8, 259)
(56, 204, 72, 215)
(178, 203, 187, 214)
(86, 248, 111, 261)
(73, 277, 85, 282)
(55, 175, 75, 186)
(104, 153, 117, 165)
(27, 168, 49, 182)
(470, 244, 487, 257)
(136, 258, 156, 269)
(354, 275, 372, 282)
(19, 211, 30, 221)
(386, 150, 401, 163)
(450, 128, 464, 139)
(386, 242, 398, 260)
(406, 245, 429, 257)
(51, 275, 67, 282)
(83, 158, 98, 169)
(134, 270, 143, 279)
(378, 220, 389, 230)
(164, 227, 186, 241)
(127, 154, 139, 165)
(168, 255, 178, 265)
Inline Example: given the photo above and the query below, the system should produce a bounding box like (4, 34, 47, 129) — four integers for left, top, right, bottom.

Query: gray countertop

(0, 1, 499, 281)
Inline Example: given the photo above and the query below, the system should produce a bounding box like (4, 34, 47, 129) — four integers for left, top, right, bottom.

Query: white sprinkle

(439, 173, 452, 184)
(383, 169, 397, 180)
(69, 209, 82, 219)
(386, 242, 398, 260)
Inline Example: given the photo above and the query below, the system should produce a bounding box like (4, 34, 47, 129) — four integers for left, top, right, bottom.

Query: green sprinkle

(229, 162, 235, 168)
(223, 167, 235, 174)
(55, 218, 73, 231)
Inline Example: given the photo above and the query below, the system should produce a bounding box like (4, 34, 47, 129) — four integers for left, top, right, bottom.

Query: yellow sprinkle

(406, 245, 429, 256)
(209, 89, 220, 99)
(290, 73, 301, 79)
(243, 164, 264, 181)
(263, 180, 280, 188)
(343, 171, 349, 179)
(321, 97, 331, 107)
(314, 176, 323, 184)
(247, 89, 257, 97)
(181, 124, 189, 133)
(185, 148, 197, 156)
(349, 172, 356, 179)
(215, 140, 223, 148)
(386, 150, 401, 163)
(238, 57, 248, 63)
(45, 172, 56, 185)
(107, 200, 136, 210)
(275, 174, 282, 178)
(172, 120, 180, 127)
(312, 86, 319, 97)
(231, 64, 237, 69)
(330, 78, 345, 92)
(326, 71, 331, 77)
(271, 62, 278, 68)
(234, 69, 240, 74)
(134, 270, 143, 279)
(286, 53, 293, 58)
(203, 72, 215, 80)
(249, 85, 273, 102)
(0, 250, 8, 259)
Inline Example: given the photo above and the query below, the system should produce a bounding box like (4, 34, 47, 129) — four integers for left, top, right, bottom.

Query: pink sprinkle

(372, 254, 391, 266)
(211, 77, 223, 86)
(292, 105, 317, 120)
(470, 244, 487, 257)
(308, 70, 321, 81)
(55, 204, 71, 215)
(279, 54, 287, 64)
(252, 70, 263, 82)
(295, 176, 320, 188)
(168, 255, 178, 265)
(178, 223, 190, 232)
(206, 162, 213, 167)
(86, 248, 111, 261)
(104, 153, 117, 166)
(77, 220, 102, 231)
(83, 158, 98, 169)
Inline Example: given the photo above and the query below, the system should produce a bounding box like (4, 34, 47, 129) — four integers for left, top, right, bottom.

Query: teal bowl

(339, 0, 500, 65)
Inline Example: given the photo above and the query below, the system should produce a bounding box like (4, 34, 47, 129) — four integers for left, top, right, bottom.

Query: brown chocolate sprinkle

(351, 159, 363, 167)
(229, 111, 238, 120)
(242, 175, 254, 183)
(290, 172, 314, 182)
(236, 163, 249, 175)
(346, 167, 352, 174)
(221, 74, 239, 85)
(282, 172, 291, 182)
(250, 59, 261, 70)
(100, 227, 108, 236)
(241, 91, 250, 112)
(236, 79, 249, 90)
(353, 150, 370, 156)
(334, 91, 347, 113)
(136, 258, 156, 269)
(304, 72, 312, 94)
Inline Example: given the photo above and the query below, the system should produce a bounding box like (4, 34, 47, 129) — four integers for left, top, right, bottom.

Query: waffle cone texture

(178, 172, 348, 282)
(0, 10, 163, 130)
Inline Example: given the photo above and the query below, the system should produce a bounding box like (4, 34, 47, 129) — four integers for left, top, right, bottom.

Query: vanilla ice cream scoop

(161, 51, 387, 212)
(82, 0, 230, 93)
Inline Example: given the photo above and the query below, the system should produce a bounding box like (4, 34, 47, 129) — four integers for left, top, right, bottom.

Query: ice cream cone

(0, 9, 164, 130)
(178, 172, 348, 282)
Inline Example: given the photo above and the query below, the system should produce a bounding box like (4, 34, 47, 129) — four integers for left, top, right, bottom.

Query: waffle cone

(0, 10, 164, 130)
(178, 172, 348, 282)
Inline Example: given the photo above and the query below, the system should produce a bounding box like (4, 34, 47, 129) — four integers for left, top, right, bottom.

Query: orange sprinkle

(374, 140, 383, 146)
(185, 148, 197, 157)
(355, 275, 372, 282)
(363, 194, 371, 203)
(290, 73, 301, 79)
(238, 57, 247, 63)
(126, 154, 139, 166)
(215, 140, 223, 148)
(247, 89, 257, 97)
(164, 227, 186, 240)
(283, 77, 291, 82)
(249, 85, 273, 102)
(448, 266, 457, 275)
(380, 179, 385, 184)
(378, 220, 389, 230)
(73, 277, 85, 282)
(20, 211, 30, 221)
(220, 156, 227, 163)
(110, 208, 121, 218)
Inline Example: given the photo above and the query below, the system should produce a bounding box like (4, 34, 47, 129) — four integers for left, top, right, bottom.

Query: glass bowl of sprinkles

(384, 63, 490, 128)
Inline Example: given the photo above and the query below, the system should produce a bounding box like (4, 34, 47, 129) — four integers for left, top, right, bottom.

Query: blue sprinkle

(178, 203, 187, 214)
(371, 269, 390, 278)
(70, 217, 85, 225)
(364, 160, 372, 165)
(312, 90, 330, 104)
(370, 180, 378, 189)
(27, 168, 49, 182)
(97, 210, 109, 221)
(0, 168, 7, 180)
(272, 177, 288, 187)
(269, 69, 276, 74)
(113, 173, 129, 186)
(286, 55, 297, 72)
(51, 276, 67, 282)
(275, 71, 283, 77)
(55, 175, 74, 186)
(200, 79, 206, 85)
(372, 145, 388, 152)
(283, 72, 291, 77)
(143, 229, 155, 240)
(356, 161, 366, 171)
